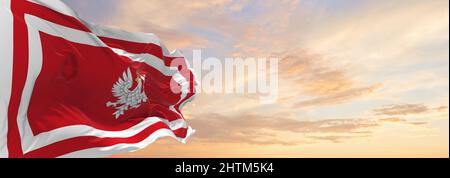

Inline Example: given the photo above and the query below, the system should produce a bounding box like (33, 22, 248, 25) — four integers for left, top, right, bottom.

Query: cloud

(379, 117, 428, 126)
(306, 135, 370, 143)
(293, 84, 381, 108)
(374, 104, 447, 116)
(64, 0, 449, 157)
(130, 21, 208, 49)
(189, 112, 382, 145)
(434, 106, 448, 113)
(102, 0, 253, 49)
(279, 50, 355, 96)
(274, 49, 383, 110)
(188, 109, 436, 145)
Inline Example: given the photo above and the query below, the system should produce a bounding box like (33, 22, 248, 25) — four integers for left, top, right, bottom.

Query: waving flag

(0, 0, 197, 158)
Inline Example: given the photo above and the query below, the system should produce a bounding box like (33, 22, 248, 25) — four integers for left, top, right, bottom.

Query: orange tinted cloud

(189, 112, 381, 145)
(379, 117, 427, 126)
(293, 84, 381, 108)
(280, 50, 354, 96)
(374, 104, 447, 116)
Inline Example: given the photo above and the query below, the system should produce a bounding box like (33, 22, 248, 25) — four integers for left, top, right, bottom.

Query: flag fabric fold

(0, 0, 197, 158)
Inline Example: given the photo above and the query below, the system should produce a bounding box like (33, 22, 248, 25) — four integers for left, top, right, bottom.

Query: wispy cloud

(379, 117, 427, 126)
(189, 112, 380, 145)
(188, 110, 433, 145)
(280, 50, 355, 96)
(293, 84, 381, 108)
(374, 104, 447, 116)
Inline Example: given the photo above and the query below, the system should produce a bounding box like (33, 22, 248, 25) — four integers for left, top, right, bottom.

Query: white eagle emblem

(106, 68, 148, 119)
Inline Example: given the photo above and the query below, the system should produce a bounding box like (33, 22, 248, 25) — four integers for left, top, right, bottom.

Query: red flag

(0, 0, 197, 158)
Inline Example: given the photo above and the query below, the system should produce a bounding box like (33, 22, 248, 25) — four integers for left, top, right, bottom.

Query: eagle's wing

(111, 68, 133, 101)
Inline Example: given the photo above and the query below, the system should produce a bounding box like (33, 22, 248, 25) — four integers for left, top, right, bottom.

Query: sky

(63, 0, 449, 158)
